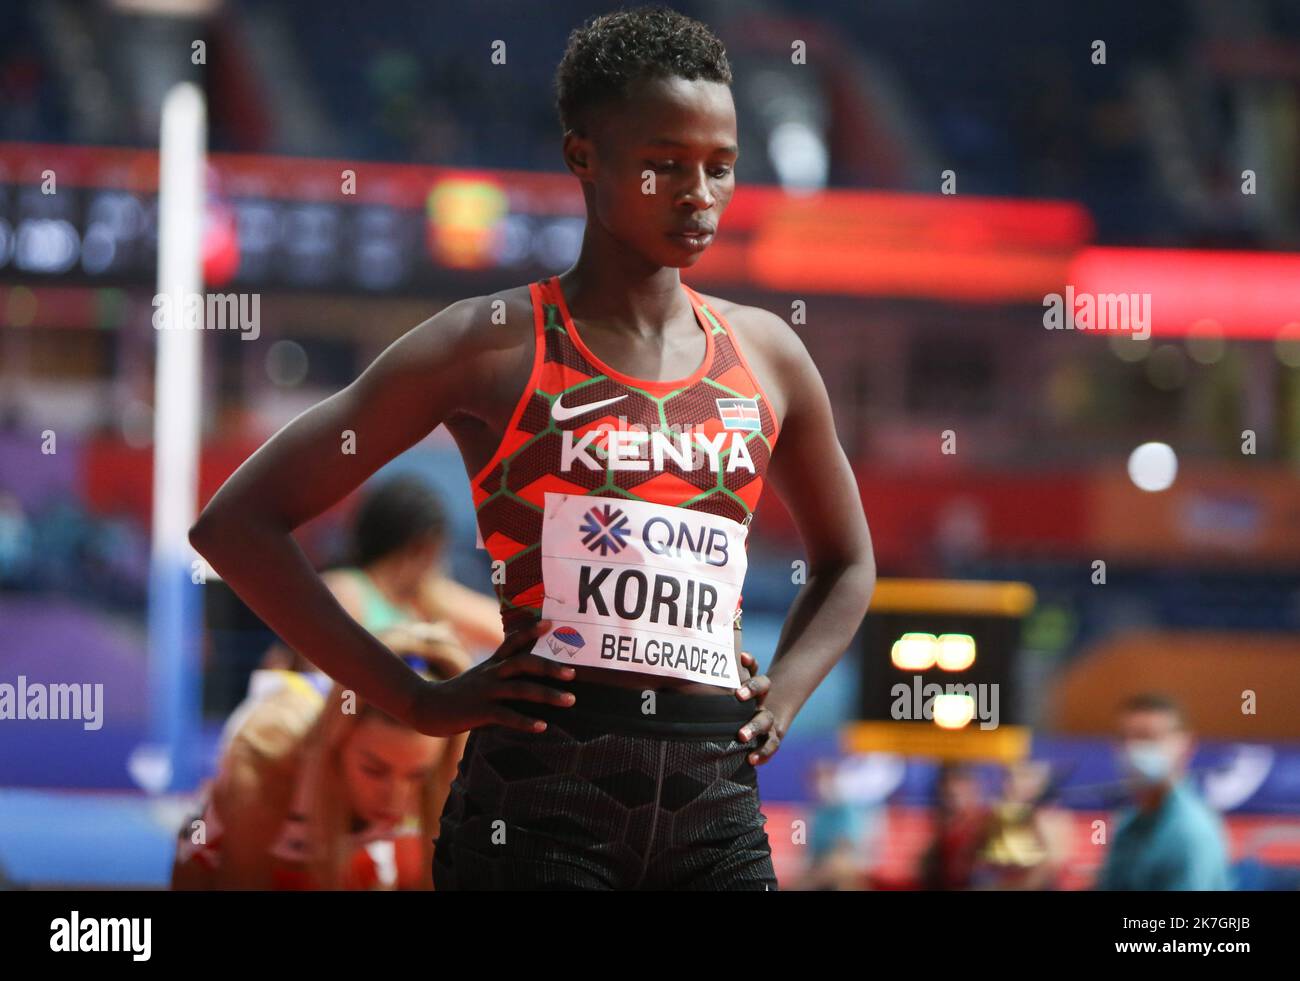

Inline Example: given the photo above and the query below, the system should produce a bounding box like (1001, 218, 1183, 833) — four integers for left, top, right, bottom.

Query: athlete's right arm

(189, 298, 575, 735)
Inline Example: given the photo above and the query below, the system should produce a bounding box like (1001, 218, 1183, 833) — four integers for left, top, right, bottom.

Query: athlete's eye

(709, 166, 733, 180)
(647, 160, 677, 172)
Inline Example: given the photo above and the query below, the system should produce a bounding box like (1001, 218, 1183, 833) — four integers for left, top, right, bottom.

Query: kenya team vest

(470, 275, 781, 688)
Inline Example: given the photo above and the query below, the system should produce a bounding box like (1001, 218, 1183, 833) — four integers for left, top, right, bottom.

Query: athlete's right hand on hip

(407, 618, 577, 737)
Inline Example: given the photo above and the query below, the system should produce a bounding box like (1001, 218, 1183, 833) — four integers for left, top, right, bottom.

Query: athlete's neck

(560, 246, 692, 337)
(362, 557, 419, 607)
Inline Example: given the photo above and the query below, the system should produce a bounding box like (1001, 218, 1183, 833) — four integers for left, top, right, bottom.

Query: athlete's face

(393, 534, 442, 591)
(340, 716, 444, 830)
(569, 75, 738, 268)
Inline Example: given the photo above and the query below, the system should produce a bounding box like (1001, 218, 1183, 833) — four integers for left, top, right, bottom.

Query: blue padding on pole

(144, 556, 203, 791)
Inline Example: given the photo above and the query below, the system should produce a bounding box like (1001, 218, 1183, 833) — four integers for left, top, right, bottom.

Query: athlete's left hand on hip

(735, 650, 784, 766)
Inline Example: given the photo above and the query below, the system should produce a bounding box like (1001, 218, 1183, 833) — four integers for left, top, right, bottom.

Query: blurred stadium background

(1, 0, 1299, 889)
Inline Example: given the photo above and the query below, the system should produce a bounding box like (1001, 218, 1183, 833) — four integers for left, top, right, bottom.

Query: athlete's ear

(562, 130, 595, 180)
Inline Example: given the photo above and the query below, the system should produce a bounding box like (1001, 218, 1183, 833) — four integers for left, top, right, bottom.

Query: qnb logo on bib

(579, 503, 630, 556)
(533, 492, 746, 688)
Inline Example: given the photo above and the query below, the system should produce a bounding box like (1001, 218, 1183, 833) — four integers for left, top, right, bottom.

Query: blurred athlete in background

(173, 667, 467, 890)
(262, 474, 503, 673)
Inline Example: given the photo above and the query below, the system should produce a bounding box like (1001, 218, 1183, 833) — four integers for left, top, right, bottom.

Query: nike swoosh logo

(550, 393, 628, 422)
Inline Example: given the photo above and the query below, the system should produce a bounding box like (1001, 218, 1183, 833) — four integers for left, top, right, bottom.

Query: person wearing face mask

(1096, 693, 1232, 891)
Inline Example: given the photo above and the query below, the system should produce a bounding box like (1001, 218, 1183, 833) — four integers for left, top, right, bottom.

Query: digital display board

(847, 579, 1035, 762)
(0, 142, 1092, 300)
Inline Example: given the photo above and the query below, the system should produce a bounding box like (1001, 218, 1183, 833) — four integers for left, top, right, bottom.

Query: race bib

(530, 492, 746, 688)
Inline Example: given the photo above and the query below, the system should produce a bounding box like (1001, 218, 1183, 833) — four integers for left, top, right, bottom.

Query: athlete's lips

(668, 223, 716, 251)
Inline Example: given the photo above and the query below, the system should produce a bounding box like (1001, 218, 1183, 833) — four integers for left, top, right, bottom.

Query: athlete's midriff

(468, 276, 781, 696)
(537, 634, 749, 694)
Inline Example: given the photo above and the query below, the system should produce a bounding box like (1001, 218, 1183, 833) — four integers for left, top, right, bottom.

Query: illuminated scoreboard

(845, 579, 1036, 762)
(0, 143, 1095, 303)
(0, 144, 588, 296)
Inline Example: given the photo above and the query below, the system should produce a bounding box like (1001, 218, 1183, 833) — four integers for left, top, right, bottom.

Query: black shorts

(432, 677, 778, 891)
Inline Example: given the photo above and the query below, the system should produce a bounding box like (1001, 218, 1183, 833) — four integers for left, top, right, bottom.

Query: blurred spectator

(0, 491, 33, 586)
(1096, 693, 1233, 890)
(793, 758, 882, 890)
(918, 763, 993, 890)
(972, 760, 1074, 889)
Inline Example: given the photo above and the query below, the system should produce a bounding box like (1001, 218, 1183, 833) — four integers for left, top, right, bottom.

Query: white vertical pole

(140, 81, 206, 792)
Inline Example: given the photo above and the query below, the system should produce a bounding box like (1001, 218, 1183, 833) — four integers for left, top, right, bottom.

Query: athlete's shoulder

(424, 283, 535, 353)
(462, 282, 536, 320)
(413, 284, 539, 419)
(403, 283, 534, 373)
(690, 291, 818, 423)
(694, 291, 810, 366)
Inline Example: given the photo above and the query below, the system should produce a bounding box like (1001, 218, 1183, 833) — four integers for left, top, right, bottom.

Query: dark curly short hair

(352, 475, 446, 567)
(554, 5, 732, 135)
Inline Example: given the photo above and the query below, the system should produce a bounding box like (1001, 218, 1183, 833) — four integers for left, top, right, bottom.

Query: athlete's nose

(676, 166, 715, 211)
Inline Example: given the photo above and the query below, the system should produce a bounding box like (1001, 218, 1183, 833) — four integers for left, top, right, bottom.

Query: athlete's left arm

(735, 310, 876, 765)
